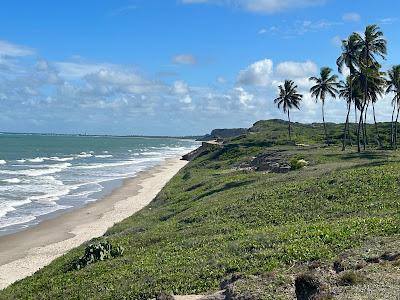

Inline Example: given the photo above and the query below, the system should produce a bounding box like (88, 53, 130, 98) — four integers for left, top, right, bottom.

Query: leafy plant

(72, 241, 124, 270)
(289, 158, 308, 170)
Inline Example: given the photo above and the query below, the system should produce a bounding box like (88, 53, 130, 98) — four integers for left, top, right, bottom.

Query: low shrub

(72, 241, 124, 270)
(290, 158, 308, 170)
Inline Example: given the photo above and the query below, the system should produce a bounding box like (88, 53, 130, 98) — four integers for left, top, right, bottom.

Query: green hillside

(1, 120, 400, 299)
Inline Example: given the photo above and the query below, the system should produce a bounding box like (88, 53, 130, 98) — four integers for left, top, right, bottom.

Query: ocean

(0, 134, 198, 236)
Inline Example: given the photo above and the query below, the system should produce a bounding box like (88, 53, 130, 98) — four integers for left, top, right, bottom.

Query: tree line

(274, 24, 400, 152)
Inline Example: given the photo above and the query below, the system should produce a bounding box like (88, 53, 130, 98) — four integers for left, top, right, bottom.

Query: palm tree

(274, 80, 303, 141)
(309, 67, 339, 144)
(356, 25, 387, 65)
(338, 76, 362, 150)
(386, 65, 400, 149)
(336, 33, 361, 149)
(354, 63, 386, 150)
(368, 65, 386, 147)
(354, 25, 387, 151)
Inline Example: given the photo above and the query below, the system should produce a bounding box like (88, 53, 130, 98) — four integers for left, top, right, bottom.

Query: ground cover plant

(1, 120, 400, 299)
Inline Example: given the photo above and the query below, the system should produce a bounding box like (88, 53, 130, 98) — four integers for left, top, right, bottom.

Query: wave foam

(0, 162, 71, 177)
(95, 155, 113, 158)
(2, 178, 21, 184)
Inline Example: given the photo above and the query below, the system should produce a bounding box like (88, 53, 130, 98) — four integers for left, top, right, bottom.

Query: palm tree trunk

(354, 102, 358, 138)
(342, 102, 351, 151)
(395, 107, 400, 150)
(322, 102, 327, 145)
(357, 105, 364, 153)
(363, 103, 368, 150)
(348, 77, 353, 147)
(354, 103, 357, 124)
(363, 70, 368, 150)
(287, 110, 291, 141)
(372, 103, 381, 148)
(391, 104, 396, 148)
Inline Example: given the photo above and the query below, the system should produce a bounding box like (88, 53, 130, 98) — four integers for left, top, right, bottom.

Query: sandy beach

(0, 158, 188, 290)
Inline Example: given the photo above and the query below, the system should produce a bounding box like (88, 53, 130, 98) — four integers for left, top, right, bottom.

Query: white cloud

(243, 0, 325, 14)
(258, 20, 340, 37)
(276, 61, 317, 78)
(84, 68, 160, 94)
(180, 94, 192, 104)
(181, 0, 326, 14)
(217, 76, 226, 84)
(173, 80, 189, 94)
(54, 62, 115, 79)
(172, 54, 197, 65)
(0, 40, 34, 57)
(237, 59, 273, 86)
(380, 17, 397, 25)
(342, 12, 361, 22)
(235, 87, 254, 107)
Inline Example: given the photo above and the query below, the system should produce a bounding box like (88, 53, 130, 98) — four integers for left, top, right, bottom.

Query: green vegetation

(271, 24, 400, 153)
(2, 120, 400, 299)
(72, 241, 124, 270)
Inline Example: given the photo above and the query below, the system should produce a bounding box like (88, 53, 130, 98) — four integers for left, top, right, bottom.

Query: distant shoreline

(0, 131, 202, 140)
(0, 158, 188, 289)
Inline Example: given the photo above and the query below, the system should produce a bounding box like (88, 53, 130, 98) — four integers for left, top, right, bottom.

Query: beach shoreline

(0, 158, 188, 290)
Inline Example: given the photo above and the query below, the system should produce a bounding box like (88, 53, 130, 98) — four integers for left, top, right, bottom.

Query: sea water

(0, 134, 198, 236)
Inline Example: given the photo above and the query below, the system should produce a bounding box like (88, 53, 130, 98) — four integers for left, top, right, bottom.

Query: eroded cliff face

(182, 142, 222, 161)
(198, 128, 247, 141)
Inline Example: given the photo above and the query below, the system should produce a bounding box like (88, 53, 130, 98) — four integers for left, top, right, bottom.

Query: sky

(0, 0, 399, 135)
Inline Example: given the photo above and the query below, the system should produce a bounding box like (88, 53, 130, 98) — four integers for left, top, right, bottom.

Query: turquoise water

(0, 134, 198, 235)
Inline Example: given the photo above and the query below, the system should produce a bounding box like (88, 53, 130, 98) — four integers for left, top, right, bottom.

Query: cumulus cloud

(237, 59, 273, 86)
(180, 94, 192, 104)
(173, 80, 189, 94)
(276, 61, 317, 78)
(234, 87, 254, 107)
(181, 0, 326, 14)
(0, 37, 394, 135)
(172, 54, 197, 65)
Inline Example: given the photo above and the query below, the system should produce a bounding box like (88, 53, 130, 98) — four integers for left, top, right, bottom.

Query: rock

(156, 291, 174, 300)
(198, 128, 248, 141)
(182, 142, 222, 161)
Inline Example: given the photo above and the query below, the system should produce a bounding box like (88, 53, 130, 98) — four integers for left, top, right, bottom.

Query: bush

(290, 158, 308, 170)
(72, 241, 124, 270)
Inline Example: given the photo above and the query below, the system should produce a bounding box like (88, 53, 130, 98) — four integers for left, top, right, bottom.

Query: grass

(338, 271, 366, 286)
(1, 120, 400, 299)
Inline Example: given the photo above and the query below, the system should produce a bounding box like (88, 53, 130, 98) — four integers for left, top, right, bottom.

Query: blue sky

(0, 0, 399, 135)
